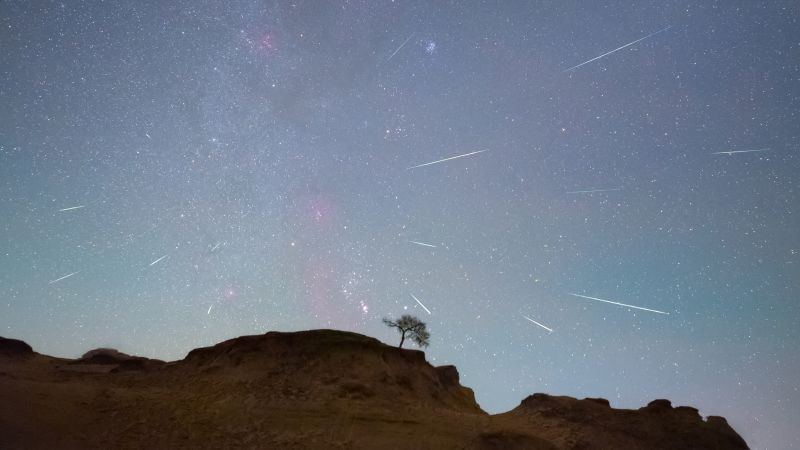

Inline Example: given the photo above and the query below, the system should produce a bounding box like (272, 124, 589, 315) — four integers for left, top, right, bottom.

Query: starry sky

(1, 1, 799, 448)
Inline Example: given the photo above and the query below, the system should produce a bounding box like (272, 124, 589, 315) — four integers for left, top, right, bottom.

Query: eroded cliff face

(492, 393, 748, 450)
(0, 331, 748, 449)
(178, 329, 483, 414)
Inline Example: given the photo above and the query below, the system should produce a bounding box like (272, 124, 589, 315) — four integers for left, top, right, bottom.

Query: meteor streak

(523, 315, 553, 333)
(712, 148, 770, 155)
(407, 149, 487, 170)
(563, 26, 671, 72)
(408, 240, 437, 248)
(410, 293, 432, 315)
(567, 187, 622, 194)
(58, 205, 85, 212)
(567, 292, 670, 315)
(207, 305, 214, 315)
(49, 271, 79, 284)
(387, 33, 415, 61)
(149, 254, 168, 266)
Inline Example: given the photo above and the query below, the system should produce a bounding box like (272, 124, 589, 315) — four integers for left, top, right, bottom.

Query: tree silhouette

(383, 315, 430, 349)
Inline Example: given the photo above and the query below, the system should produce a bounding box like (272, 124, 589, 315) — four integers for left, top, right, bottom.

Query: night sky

(2, 1, 799, 448)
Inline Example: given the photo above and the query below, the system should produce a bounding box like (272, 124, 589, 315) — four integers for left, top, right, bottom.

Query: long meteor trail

(407, 149, 487, 170)
(410, 293, 432, 315)
(712, 148, 770, 155)
(563, 26, 671, 72)
(49, 271, 79, 285)
(408, 240, 437, 248)
(149, 254, 168, 266)
(58, 205, 85, 212)
(523, 315, 553, 333)
(567, 187, 622, 194)
(567, 292, 670, 315)
(387, 33, 415, 61)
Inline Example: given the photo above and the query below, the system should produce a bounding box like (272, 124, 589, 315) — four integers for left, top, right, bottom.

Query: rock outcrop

(0, 336, 33, 357)
(495, 393, 749, 449)
(71, 348, 165, 372)
(178, 329, 482, 414)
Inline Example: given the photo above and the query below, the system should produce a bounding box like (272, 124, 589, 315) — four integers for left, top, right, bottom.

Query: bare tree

(382, 315, 430, 349)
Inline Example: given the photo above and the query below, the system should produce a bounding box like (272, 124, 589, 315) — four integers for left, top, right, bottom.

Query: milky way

(1, 2, 798, 448)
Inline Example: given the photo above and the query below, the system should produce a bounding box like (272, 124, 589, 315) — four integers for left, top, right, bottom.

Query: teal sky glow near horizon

(2, 2, 799, 448)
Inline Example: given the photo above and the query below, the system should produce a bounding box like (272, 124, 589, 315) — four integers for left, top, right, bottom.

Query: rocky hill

(0, 330, 748, 449)
(0, 336, 33, 357)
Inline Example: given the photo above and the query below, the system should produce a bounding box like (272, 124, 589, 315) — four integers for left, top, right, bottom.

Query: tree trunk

(398, 330, 406, 348)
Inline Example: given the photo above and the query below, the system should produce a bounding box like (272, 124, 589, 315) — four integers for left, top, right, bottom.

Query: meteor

(149, 254, 168, 266)
(387, 32, 415, 61)
(58, 205, 85, 212)
(563, 26, 671, 72)
(712, 148, 770, 155)
(407, 149, 487, 170)
(408, 240, 437, 248)
(207, 305, 214, 315)
(410, 293, 432, 315)
(567, 187, 622, 194)
(49, 271, 79, 285)
(567, 292, 670, 315)
(523, 315, 553, 333)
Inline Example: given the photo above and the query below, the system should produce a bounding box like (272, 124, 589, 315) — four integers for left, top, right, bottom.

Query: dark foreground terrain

(0, 332, 748, 449)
